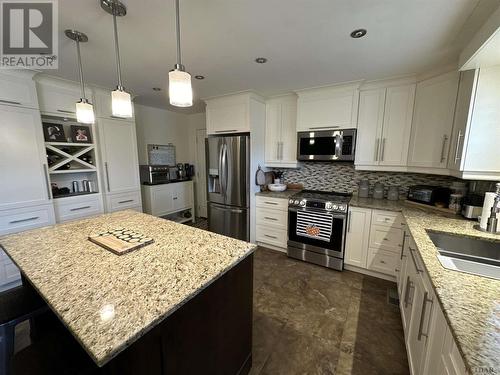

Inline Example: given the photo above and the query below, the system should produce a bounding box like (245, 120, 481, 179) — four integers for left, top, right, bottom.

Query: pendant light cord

(113, 10, 124, 90)
(75, 39, 87, 100)
(175, 0, 182, 68)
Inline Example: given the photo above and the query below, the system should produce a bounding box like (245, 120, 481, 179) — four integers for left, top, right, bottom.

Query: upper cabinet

(36, 75, 90, 117)
(205, 92, 265, 135)
(448, 66, 500, 180)
(355, 82, 416, 168)
(0, 71, 39, 109)
(407, 72, 459, 170)
(295, 82, 361, 131)
(265, 95, 298, 168)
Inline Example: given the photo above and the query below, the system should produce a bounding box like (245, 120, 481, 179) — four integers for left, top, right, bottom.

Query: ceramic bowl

(268, 184, 287, 192)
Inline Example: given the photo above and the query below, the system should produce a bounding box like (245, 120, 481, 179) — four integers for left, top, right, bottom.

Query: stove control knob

(300, 200, 306, 207)
(338, 205, 346, 212)
(325, 202, 333, 210)
(289, 199, 294, 204)
(294, 200, 300, 205)
(333, 204, 338, 210)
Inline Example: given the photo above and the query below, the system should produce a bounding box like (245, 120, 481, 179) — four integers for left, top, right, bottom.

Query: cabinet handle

(276, 141, 280, 160)
(70, 205, 91, 212)
(440, 135, 449, 163)
(309, 126, 340, 130)
(400, 232, 407, 260)
(380, 138, 386, 161)
(57, 109, 75, 114)
(215, 130, 237, 133)
(264, 234, 277, 239)
(404, 276, 414, 308)
(0, 99, 21, 105)
(347, 211, 352, 232)
(454, 130, 464, 164)
(417, 292, 433, 341)
(118, 199, 134, 204)
(104, 162, 111, 192)
(264, 201, 278, 205)
(383, 237, 389, 241)
(374, 138, 380, 161)
(264, 216, 278, 221)
(9, 216, 39, 224)
(43, 164, 52, 200)
(380, 260, 386, 264)
(409, 247, 423, 273)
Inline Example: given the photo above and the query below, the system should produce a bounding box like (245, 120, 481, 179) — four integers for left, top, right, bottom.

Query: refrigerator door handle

(218, 142, 224, 195)
(221, 143, 228, 198)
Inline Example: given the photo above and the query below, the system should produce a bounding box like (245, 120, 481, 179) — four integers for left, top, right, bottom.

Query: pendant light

(101, 0, 133, 118)
(169, 0, 193, 107)
(65, 30, 95, 124)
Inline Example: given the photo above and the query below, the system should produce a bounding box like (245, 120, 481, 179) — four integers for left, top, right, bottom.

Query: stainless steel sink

(427, 231, 500, 280)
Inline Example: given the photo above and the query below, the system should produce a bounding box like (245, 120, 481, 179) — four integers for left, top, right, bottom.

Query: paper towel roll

(480, 192, 496, 229)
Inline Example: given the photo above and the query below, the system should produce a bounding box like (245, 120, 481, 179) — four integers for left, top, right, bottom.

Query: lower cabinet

(344, 207, 371, 268)
(141, 181, 194, 223)
(255, 196, 288, 250)
(105, 190, 142, 213)
(53, 194, 104, 223)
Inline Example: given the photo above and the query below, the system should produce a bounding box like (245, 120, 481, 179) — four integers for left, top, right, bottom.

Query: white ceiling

(48, 0, 500, 114)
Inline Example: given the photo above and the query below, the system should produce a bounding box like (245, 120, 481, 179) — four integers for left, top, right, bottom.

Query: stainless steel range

(287, 190, 351, 271)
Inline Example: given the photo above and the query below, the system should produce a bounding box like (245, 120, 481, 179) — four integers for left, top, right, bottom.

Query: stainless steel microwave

(297, 129, 356, 161)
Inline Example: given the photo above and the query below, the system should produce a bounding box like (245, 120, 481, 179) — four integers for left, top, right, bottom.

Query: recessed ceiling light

(255, 57, 268, 64)
(152, 87, 162, 91)
(350, 29, 367, 38)
(195, 75, 205, 80)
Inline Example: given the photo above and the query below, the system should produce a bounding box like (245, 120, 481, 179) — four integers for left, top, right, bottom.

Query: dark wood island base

(102, 253, 254, 375)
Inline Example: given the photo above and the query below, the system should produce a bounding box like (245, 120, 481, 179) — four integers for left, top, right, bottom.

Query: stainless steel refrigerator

(206, 135, 250, 241)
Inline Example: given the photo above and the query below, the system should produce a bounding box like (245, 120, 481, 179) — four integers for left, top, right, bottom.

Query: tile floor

(250, 247, 409, 375)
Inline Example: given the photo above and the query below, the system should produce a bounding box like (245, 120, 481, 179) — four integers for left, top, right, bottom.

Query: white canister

(480, 192, 496, 229)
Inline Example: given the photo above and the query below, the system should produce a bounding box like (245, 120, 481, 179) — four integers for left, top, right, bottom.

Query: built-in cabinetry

(264, 95, 298, 168)
(255, 196, 288, 251)
(407, 71, 459, 171)
(355, 82, 416, 169)
(36, 75, 84, 117)
(295, 82, 361, 131)
(141, 181, 195, 223)
(0, 70, 39, 109)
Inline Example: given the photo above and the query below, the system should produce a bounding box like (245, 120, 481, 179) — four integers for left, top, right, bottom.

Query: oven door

(297, 129, 356, 161)
(287, 207, 347, 259)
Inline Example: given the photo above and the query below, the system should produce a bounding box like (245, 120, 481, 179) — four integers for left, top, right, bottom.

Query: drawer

(54, 195, 103, 223)
(367, 248, 398, 276)
(256, 196, 288, 211)
(107, 191, 142, 212)
(369, 225, 404, 253)
(0, 204, 55, 236)
(371, 210, 404, 229)
(256, 225, 287, 248)
(256, 207, 287, 230)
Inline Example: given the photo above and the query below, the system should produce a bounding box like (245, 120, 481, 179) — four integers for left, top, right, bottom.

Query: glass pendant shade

(169, 69, 193, 107)
(76, 99, 95, 124)
(112, 89, 133, 117)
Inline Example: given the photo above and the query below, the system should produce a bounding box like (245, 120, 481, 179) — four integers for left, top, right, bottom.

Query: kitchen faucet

(486, 183, 500, 233)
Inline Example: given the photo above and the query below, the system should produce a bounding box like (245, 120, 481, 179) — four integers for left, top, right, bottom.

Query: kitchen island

(0, 210, 256, 374)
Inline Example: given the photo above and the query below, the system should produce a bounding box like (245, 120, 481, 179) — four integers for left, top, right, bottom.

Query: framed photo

(42, 123, 66, 142)
(71, 125, 92, 144)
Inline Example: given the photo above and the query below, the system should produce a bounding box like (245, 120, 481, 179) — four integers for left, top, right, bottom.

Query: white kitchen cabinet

(355, 83, 415, 168)
(36, 75, 88, 117)
(205, 92, 264, 135)
(98, 118, 140, 195)
(141, 181, 194, 222)
(265, 95, 298, 168)
(255, 196, 288, 251)
(53, 194, 104, 223)
(0, 105, 52, 210)
(0, 250, 21, 292)
(0, 71, 39, 109)
(295, 82, 361, 131)
(344, 207, 371, 268)
(408, 72, 459, 170)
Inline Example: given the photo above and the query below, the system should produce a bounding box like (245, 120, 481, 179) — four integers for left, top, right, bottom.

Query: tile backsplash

(272, 162, 461, 197)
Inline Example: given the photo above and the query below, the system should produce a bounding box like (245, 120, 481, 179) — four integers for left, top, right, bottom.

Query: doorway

(195, 129, 207, 218)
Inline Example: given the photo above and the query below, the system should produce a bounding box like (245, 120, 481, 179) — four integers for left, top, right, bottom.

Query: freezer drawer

(208, 203, 249, 241)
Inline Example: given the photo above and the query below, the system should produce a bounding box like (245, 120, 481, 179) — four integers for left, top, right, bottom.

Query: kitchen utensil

(373, 183, 384, 199)
(387, 186, 400, 201)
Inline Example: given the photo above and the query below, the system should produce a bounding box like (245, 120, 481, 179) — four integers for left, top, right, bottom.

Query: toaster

(407, 185, 451, 206)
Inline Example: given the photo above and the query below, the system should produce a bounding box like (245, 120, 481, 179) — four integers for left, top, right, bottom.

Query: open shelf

(53, 191, 99, 199)
(45, 142, 95, 147)
(50, 169, 97, 174)
(161, 208, 194, 224)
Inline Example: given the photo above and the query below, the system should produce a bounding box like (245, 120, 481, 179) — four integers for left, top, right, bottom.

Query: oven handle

(288, 206, 348, 220)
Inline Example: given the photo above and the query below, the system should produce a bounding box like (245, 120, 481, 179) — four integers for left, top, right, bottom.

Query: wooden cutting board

(88, 228, 154, 255)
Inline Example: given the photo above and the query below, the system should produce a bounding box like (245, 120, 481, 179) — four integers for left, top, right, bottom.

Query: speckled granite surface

(255, 189, 301, 199)
(351, 197, 500, 373)
(0, 210, 256, 367)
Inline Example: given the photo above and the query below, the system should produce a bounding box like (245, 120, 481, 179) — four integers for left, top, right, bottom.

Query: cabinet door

(265, 101, 281, 164)
(172, 182, 193, 211)
(99, 118, 140, 194)
(151, 185, 174, 217)
(379, 84, 415, 166)
(401, 239, 416, 336)
(280, 98, 298, 164)
(0, 72, 38, 109)
(408, 72, 459, 168)
(447, 70, 476, 171)
(206, 101, 248, 135)
(422, 304, 448, 375)
(0, 105, 51, 209)
(344, 207, 371, 268)
(36, 80, 81, 116)
(355, 89, 385, 166)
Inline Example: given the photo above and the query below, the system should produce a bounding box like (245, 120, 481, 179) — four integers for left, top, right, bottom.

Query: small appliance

(297, 129, 356, 161)
(140, 165, 171, 185)
(407, 185, 451, 206)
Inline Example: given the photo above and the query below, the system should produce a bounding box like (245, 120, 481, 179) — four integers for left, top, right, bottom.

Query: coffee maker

(177, 163, 186, 180)
(461, 181, 496, 219)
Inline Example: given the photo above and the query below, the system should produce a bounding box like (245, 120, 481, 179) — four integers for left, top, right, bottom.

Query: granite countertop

(350, 196, 500, 373)
(0, 210, 256, 367)
(255, 189, 302, 199)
